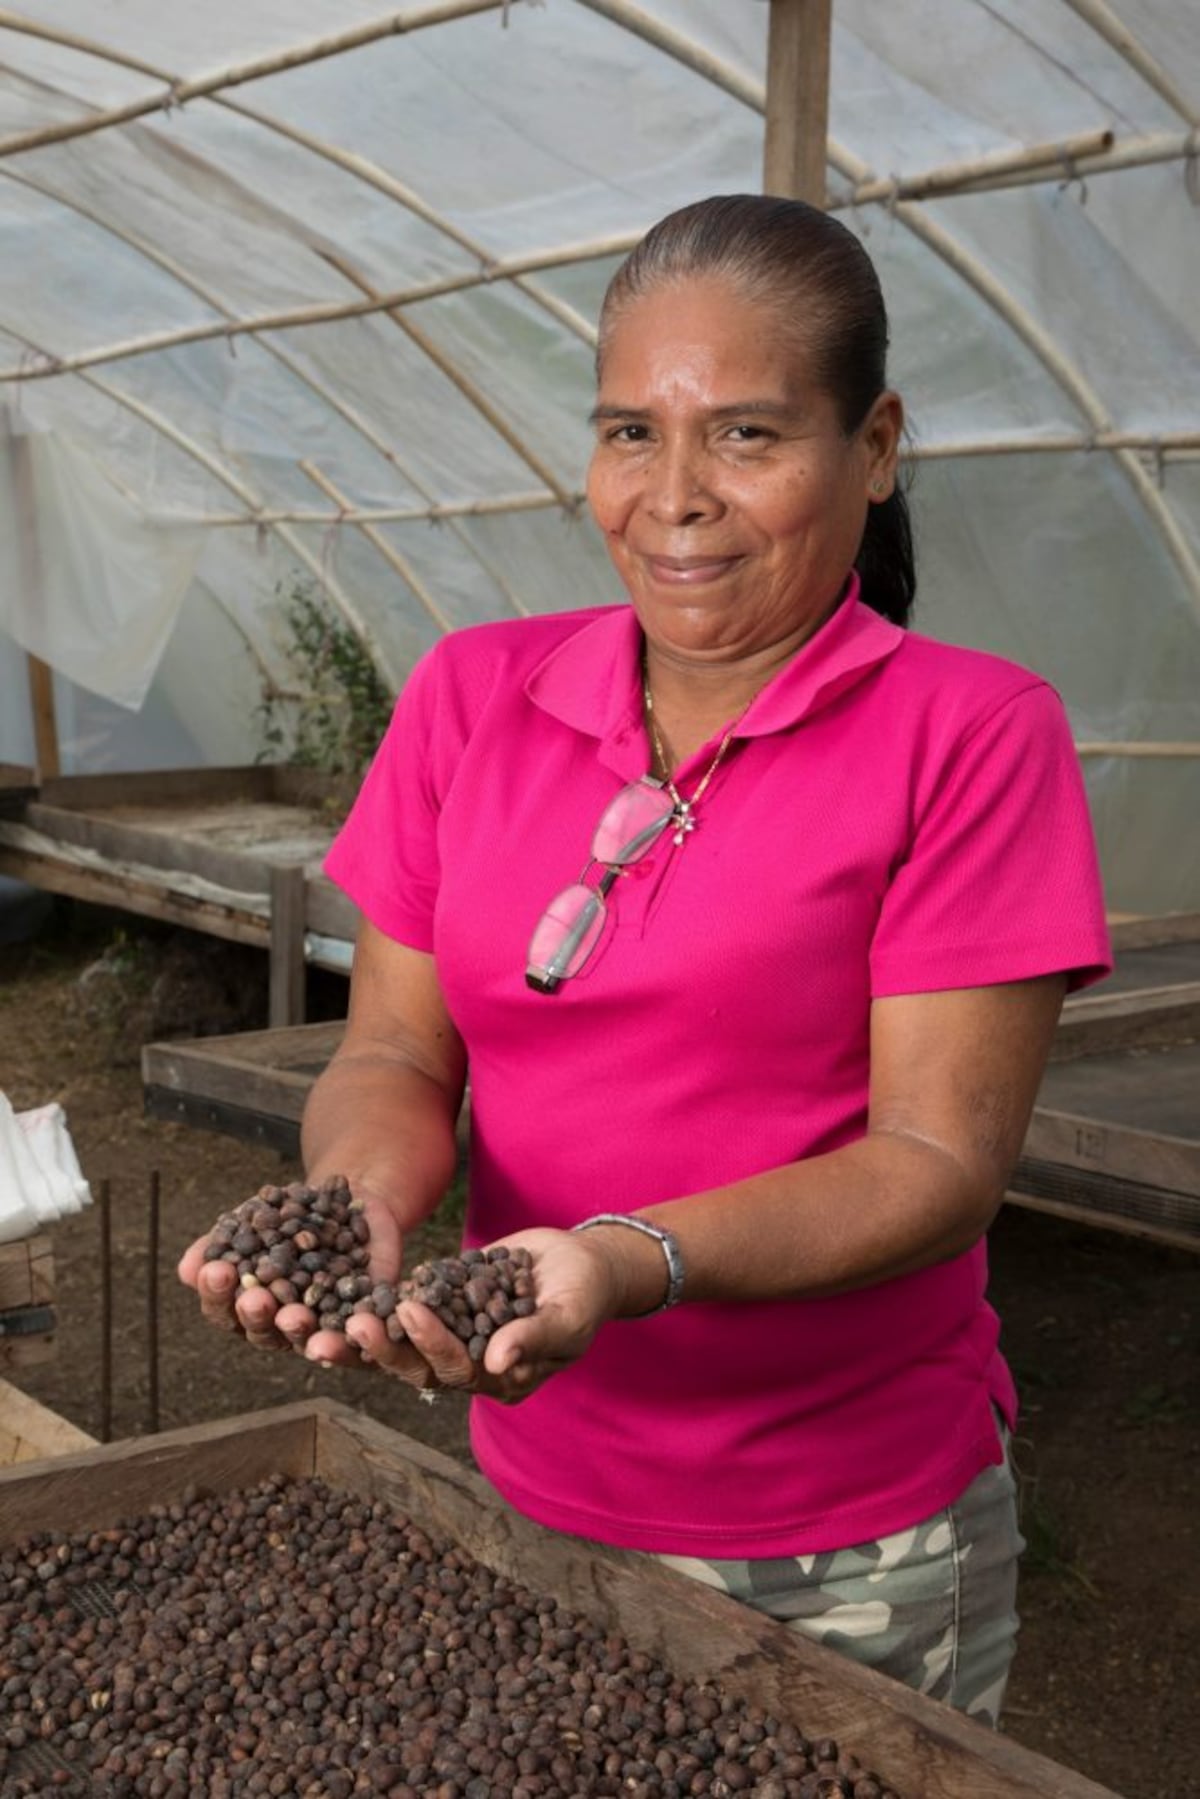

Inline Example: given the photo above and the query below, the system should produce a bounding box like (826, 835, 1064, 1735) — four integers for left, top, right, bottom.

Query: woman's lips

(642, 554, 741, 586)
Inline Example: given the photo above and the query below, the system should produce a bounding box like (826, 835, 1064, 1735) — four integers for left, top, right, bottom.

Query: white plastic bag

(0, 1093, 92, 1244)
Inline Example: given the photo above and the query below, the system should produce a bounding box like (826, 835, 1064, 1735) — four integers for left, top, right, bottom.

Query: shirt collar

(525, 574, 904, 777)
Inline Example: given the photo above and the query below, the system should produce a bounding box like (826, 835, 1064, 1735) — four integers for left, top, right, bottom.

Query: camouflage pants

(655, 1439, 1023, 1729)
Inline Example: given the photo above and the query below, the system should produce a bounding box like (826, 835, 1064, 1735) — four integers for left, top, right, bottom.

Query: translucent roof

(0, 0, 1197, 910)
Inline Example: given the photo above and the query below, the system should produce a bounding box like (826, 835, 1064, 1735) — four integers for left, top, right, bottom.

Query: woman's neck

(641, 616, 827, 770)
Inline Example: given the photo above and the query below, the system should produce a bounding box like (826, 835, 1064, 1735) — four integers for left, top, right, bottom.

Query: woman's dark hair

(598, 194, 915, 627)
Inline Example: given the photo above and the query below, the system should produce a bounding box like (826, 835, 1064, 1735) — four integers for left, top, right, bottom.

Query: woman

(182, 195, 1111, 1725)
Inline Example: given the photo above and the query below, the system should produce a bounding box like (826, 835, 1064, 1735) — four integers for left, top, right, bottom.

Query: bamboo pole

(848, 129, 1197, 205)
(842, 129, 1114, 206)
(1075, 742, 1200, 757)
(906, 430, 1200, 460)
(1057, 0, 1200, 129)
(0, 2, 512, 160)
(0, 234, 641, 386)
(151, 491, 572, 528)
(763, 0, 832, 205)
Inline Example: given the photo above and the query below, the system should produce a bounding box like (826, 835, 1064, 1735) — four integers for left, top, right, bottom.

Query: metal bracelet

(572, 1212, 686, 1316)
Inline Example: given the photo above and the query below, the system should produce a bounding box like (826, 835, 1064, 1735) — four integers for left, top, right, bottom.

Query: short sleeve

(870, 682, 1112, 997)
(322, 647, 446, 951)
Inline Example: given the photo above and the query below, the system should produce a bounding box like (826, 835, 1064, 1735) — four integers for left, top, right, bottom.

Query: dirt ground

(2, 906, 1197, 1798)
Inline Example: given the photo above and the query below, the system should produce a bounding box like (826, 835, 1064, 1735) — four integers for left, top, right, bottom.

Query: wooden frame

(0, 763, 36, 817)
(0, 1398, 1118, 1799)
(0, 1379, 95, 1466)
(0, 1235, 57, 1370)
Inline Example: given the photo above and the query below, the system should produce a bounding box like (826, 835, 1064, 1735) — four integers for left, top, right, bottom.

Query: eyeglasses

(525, 777, 676, 993)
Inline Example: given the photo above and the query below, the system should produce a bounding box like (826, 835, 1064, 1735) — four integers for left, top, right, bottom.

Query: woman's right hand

(176, 1189, 406, 1365)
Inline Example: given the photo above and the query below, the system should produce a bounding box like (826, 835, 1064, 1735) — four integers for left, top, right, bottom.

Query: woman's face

(586, 278, 902, 668)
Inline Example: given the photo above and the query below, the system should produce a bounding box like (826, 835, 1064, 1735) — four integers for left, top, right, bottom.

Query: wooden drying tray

(0, 766, 359, 1026)
(142, 916, 1200, 1249)
(0, 1398, 1118, 1799)
(1050, 912, 1200, 1062)
(1003, 913, 1200, 1250)
(1009, 1042, 1200, 1249)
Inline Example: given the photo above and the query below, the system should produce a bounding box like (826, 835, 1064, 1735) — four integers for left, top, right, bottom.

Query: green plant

(256, 578, 393, 778)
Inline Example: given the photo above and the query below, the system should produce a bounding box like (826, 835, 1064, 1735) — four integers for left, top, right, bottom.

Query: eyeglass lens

(525, 779, 676, 991)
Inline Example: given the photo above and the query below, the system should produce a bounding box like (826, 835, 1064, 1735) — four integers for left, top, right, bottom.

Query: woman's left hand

(349, 1226, 624, 1404)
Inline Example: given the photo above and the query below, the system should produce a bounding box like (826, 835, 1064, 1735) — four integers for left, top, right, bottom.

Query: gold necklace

(642, 661, 750, 847)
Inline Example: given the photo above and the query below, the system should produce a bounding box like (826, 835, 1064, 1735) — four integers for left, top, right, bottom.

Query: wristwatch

(572, 1212, 686, 1316)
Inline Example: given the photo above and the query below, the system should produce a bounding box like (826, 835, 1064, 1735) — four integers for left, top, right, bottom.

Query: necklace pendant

(671, 802, 697, 846)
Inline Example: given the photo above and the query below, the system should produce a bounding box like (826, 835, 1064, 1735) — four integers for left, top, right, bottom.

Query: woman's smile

(641, 552, 744, 586)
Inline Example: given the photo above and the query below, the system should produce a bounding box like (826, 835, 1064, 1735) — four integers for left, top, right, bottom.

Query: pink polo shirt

(325, 587, 1111, 1556)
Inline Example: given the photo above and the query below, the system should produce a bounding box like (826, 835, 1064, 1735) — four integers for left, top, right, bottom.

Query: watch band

(572, 1212, 686, 1316)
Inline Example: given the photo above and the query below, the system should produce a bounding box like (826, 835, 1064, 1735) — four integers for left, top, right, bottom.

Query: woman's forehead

(598, 280, 823, 403)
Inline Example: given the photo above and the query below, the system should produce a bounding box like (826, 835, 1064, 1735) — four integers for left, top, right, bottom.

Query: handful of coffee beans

(202, 1175, 535, 1359)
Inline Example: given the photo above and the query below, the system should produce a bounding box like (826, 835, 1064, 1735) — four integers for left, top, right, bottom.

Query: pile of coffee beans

(0, 1476, 901, 1798)
(202, 1176, 372, 1330)
(390, 1247, 536, 1363)
(202, 1178, 535, 1360)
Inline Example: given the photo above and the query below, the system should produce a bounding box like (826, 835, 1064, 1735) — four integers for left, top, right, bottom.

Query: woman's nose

(644, 444, 720, 525)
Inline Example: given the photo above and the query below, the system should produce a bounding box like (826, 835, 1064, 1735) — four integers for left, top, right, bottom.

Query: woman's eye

(608, 423, 650, 443)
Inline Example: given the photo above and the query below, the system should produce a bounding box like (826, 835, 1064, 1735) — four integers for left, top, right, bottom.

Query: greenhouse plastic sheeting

(0, 0, 1197, 911)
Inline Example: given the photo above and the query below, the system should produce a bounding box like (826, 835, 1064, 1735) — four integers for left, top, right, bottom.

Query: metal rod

(147, 1171, 160, 1435)
(98, 1177, 112, 1443)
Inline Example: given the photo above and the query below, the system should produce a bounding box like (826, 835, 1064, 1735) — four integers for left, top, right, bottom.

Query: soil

(2, 906, 1197, 1798)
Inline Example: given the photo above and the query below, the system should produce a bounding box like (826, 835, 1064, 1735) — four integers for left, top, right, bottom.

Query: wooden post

(9, 429, 61, 780)
(763, 0, 833, 205)
(26, 656, 60, 780)
(269, 863, 308, 1029)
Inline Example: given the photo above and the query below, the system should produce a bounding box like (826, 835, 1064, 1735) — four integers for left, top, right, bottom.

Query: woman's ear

(862, 390, 904, 501)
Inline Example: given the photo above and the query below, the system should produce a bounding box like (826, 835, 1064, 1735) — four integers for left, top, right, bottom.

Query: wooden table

(0, 766, 359, 1025)
(0, 1398, 1119, 1799)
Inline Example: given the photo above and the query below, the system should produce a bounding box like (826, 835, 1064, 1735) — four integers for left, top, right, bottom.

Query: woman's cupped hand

(178, 1216, 622, 1404)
